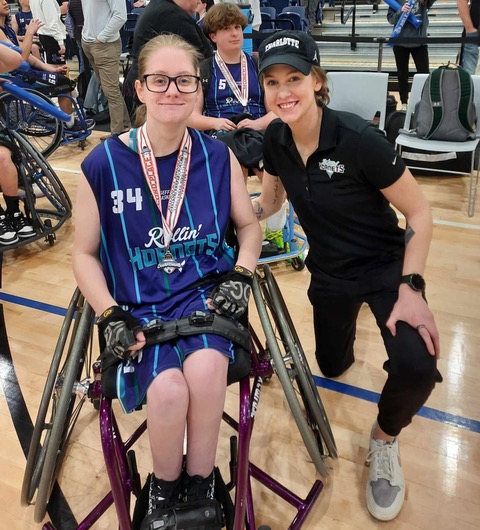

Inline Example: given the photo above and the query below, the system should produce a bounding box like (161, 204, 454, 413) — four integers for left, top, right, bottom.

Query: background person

(187, 2, 287, 256)
(252, 30, 442, 522)
(387, 0, 436, 110)
(11, 0, 42, 59)
(123, 0, 213, 117)
(72, 33, 261, 530)
(81, 0, 131, 136)
(458, 0, 480, 74)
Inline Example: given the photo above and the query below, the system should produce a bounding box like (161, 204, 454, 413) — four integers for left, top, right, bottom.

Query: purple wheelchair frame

(42, 326, 324, 530)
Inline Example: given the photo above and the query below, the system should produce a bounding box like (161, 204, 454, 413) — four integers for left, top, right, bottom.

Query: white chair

(395, 73, 480, 217)
(326, 72, 389, 131)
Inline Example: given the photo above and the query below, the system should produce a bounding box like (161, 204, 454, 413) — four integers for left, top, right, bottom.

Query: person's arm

(458, 0, 477, 33)
(382, 168, 440, 357)
(228, 151, 262, 272)
(72, 173, 117, 316)
(96, 0, 127, 42)
(186, 86, 237, 131)
(0, 43, 23, 73)
(251, 169, 287, 221)
(72, 173, 145, 351)
(19, 18, 44, 60)
(11, 14, 20, 36)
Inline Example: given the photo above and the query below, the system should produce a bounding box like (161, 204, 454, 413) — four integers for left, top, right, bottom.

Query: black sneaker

(147, 474, 183, 515)
(0, 214, 18, 245)
(139, 474, 183, 530)
(183, 471, 215, 503)
(9, 211, 35, 239)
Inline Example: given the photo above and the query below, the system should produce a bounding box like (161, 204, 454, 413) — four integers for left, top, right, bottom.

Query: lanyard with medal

(215, 50, 249, 111)
(137, 123, 192, 274)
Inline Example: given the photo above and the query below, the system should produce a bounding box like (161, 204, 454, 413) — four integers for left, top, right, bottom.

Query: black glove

(96, 306, 141, 361)
(209, 266, 253, 319)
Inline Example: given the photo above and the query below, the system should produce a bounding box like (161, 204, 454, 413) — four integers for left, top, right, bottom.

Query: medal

(215, 51, 249, 109)
(157, 249, 184, 274)
(137, 124, 191, 274)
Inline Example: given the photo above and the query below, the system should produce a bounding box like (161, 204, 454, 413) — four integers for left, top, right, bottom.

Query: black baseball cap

(258, 30, 320, 76)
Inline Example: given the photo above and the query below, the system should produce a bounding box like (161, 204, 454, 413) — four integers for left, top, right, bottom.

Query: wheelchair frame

(0, 129, 72, 252)
(22, 265, 336, 529)
(0, 82, 92, 157)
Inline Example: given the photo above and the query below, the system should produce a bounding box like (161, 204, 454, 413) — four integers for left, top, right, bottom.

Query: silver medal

(157, 249, 184, 274)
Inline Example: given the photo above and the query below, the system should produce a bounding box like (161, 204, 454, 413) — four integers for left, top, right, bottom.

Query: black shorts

(38, 34, 65, 65)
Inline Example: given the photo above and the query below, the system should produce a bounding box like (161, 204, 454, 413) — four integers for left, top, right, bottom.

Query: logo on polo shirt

(319, 158, 345, 178)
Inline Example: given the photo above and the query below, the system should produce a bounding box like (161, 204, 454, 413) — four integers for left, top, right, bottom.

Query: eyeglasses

(143, 74, 201, 93)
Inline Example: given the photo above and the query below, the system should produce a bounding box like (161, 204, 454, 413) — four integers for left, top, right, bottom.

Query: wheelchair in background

(21, 265, 337, 529)
(0, 71, 93, 157)
(0, 128, 71, 252)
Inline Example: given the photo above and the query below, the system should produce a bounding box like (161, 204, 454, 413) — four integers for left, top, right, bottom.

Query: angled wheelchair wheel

(21, 288, 95, 523)
(252, 266, 336, 478)
(0, 88, 63, 157)
(13, 130, 72, 214)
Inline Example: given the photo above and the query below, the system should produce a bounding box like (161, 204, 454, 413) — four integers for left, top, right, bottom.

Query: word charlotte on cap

(264, 37, 301, 52)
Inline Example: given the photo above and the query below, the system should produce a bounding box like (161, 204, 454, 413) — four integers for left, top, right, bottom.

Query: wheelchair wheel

(262, 266, 337, 459)
(21, 289, 95, 523)
(13, 130, 72, 220)
(252, 267, 336, 478)
(0, 88, 63, 157)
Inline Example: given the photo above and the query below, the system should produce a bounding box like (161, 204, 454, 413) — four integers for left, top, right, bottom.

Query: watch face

(410, 274, 425, 291)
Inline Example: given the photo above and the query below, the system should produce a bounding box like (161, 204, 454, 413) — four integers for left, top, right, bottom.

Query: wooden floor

(1, 130, 479, 530)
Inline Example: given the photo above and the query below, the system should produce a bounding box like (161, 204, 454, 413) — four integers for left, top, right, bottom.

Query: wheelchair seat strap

(143, 311, 250, 351)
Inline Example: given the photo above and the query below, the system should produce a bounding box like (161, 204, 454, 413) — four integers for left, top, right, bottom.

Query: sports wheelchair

(21, 265, 337, 529)
(0, 129, 72, 251)
(0, 71, 92, 157)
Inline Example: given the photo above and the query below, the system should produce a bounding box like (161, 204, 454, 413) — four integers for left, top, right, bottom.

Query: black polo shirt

(263, 107, 406, 281)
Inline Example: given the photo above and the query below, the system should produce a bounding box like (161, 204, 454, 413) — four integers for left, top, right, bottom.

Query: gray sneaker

(366, 423, 405, 521)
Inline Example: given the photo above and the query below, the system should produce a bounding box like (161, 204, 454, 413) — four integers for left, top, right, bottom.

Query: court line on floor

(2, 291, 479, 435)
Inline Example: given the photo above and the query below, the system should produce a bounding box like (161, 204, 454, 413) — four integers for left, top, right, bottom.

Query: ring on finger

(416, 324, 427, 331)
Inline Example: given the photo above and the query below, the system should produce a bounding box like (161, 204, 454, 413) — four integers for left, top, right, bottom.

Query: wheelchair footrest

(141, 500, 224, 530)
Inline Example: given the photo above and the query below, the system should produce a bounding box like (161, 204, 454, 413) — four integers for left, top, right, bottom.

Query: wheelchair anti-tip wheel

(252, 265, 337, 478)
(0, 88, 63, 157)
(21, 288, 95, 523)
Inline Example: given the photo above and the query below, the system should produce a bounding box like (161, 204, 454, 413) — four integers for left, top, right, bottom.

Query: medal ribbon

(137, 124, 192, 249)
(215, 51, 249, 109)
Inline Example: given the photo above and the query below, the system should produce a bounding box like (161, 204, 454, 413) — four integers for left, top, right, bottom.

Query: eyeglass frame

(142, 74, 201, 93)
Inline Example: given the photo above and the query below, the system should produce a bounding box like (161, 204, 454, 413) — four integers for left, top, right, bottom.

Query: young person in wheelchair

(72, 33, 261, 530)
(187, 2, 288, 257)
(0, 0, 93, 131)
(0, 43, 35, 245)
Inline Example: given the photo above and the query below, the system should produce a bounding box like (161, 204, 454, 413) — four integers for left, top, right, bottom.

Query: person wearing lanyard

(188, 2, 287, 256)
(252, 30, 442, 522)
(73, 33, 261, 530)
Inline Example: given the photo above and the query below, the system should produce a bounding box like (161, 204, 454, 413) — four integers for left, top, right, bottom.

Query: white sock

(266, 200, 287, 232)
(65, 114, 75, 128)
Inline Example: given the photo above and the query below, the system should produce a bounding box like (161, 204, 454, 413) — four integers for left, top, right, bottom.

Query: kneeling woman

(72, 34, 261, 529)
(252, 30, 441, 523)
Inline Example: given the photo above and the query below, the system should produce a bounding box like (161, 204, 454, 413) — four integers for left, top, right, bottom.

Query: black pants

(393, 45, 429, 104)
(38, 34, 66, 65)
(307, 260, 441, 437)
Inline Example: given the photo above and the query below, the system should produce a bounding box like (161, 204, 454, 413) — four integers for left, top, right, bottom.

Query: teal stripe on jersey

(196, 130, 234, 269)
(104, 142, 142, 305)
(100, 226, 118, 300)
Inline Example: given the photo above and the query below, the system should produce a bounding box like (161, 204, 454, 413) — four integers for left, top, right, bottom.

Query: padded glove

(209, 266, 253, 319)
(96, 306, 141, 361)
